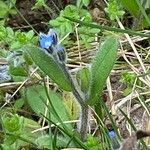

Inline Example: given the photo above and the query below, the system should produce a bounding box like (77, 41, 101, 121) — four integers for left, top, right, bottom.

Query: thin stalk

(61, 63, 89, 140)
(10, 0, 38, 35)
(64, 16, 150, 38)
(71, 83, 89, 141)
(135, 0, 150, 26)
(44, 4, 53, 15)
(71, 78, 89, 141)
(80, 105, 89, 140)
(41, 114, 89, 149)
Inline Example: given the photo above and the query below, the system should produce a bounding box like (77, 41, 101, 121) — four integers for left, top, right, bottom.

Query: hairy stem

(80, 105, 89, 140)
(69, 76, 89, 141)
(62, 64, 89, 140)
(72, 86, 89, 141)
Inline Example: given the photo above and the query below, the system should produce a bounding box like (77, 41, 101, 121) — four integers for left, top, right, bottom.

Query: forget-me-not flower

(39, 29, 66, 63)
(109, 129, 116, 138)
(108, 129, 120, 149)
(39, 29, 58, 50)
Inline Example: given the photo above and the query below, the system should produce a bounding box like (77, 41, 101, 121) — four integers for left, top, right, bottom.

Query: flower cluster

(39, 29, 66, 63)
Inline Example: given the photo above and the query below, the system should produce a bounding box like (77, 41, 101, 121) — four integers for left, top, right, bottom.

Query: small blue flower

(39, 29, 67, 63)
(109, 130, 116, 138)
(39, 29, 58, 49)
(108, 129, 120, 149)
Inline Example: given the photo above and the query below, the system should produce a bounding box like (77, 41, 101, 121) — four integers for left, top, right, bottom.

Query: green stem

(61, 64, 89, 140)
(135, 0, 150, 26)
(64, 16, 150, 38)
(80, 105, 89, 141)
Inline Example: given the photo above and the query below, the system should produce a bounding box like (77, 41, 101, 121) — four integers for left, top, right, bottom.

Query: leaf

(8, 9, 17, 15)
(8, 0, 16, 8)
(87, 37, 118, 105)
(21, 117, 44, 141)
(16, 32, 27, 44)
(10, 41, 21, 49)
(14, 98, 24, 109)
(90, 28, 100, 34)
(105, 1, 125, 20)
(63, 5, 78, 17)
(60, 24, 67, 36)
(25, 45, 72, 91)
(138, 14, 150, 28)
(142, 0, 150, 9)
(23, 52, 33, 65)
(36, 134, 69, 149)
(49, 19, 60, 27)
(119, 0, 139, 17)
(6, 27, 14, 37)
(77, 0, 82, 8)
(76, 67, 90, 93)
(0, 1, 9, 18)
(32, 0, 45, 10)
(65, 21, 73, 33)
(0, 26, 6, 39)
(26, 30, 34, 40)
(82, 0, 90, 7)
(2, 114, 21, 132)
(0, 20, 5, 26)
(12, 116, 43, 149)
(26, 85, 72, 129)
(63, 92, 80, 120)
(9, 64, 28, 76)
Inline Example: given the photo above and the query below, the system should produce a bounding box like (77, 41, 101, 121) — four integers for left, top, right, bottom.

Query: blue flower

(39, 29, 58, 49)
(108, 129, 120, 149)
(39, 29, 66, 63)
(109, 130, 116, 138)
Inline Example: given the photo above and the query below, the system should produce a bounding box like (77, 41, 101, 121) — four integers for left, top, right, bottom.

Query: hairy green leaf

(25, 45, 72, 91)
(36, 134, 70, 149)
(87, 37, 118, 105)
(76, 67, 90, 93)
(26, 85, 72, 129)
(63, 92, 80, 120)
(9, 64, 28, 77)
